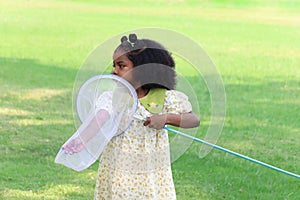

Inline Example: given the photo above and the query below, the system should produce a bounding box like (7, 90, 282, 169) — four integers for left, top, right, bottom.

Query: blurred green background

(1, 0, 299, 199)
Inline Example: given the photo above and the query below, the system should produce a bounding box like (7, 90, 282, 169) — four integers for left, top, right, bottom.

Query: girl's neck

(136, 88, 149, 99)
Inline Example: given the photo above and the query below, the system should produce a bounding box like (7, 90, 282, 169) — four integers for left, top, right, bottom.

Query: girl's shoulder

(165, 90, 189, 101)
(164, 90, 192, 113)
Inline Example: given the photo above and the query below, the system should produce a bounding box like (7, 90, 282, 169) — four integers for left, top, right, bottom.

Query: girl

(94, 34, 200, 199)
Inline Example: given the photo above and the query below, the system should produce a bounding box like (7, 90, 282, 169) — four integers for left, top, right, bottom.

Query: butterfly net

(55, 75, 138, 171)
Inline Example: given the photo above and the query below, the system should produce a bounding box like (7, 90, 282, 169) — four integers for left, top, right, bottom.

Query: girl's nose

(112, 68, 118, 75)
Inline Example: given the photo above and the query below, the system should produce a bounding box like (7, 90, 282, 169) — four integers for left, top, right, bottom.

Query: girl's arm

(143, 112, 200, 130)
(166, 112, 200, 128)
(63, 109, 110, 154)
(79, 109, 110, 142)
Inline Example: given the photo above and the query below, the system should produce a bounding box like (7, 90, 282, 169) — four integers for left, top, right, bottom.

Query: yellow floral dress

(94, 90, 192, 200)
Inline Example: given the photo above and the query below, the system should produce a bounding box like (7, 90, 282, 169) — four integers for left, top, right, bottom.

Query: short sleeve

(164, 90, 192, 114)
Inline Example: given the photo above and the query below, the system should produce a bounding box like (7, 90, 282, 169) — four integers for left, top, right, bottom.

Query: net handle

(133, 115, 300, 179)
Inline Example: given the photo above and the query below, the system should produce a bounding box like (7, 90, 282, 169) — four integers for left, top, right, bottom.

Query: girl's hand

(143, 114, 166, 130)
(143, 112, 200, 130)
(62, 137, 85, 155)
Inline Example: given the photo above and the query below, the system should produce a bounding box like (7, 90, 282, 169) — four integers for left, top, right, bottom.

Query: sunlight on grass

(3, 189, 41, 199)
(1, 88, 69, 101)
(21, 89, 68, 100)
(9, 119, 72, 126)
(199, 7, 300, 26)
(0, 108, 32, 116)
(45, 184, 89, 197)
(2, 0, 300, 27)
(2, 184, 87, 199)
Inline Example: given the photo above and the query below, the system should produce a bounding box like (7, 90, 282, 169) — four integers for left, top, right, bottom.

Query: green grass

(1, 0, 300, 199)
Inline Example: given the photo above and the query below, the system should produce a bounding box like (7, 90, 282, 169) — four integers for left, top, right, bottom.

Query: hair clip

(128, 34, 137, 48)
(120, 34, 138, 48)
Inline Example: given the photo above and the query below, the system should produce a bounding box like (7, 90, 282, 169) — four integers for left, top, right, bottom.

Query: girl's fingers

(62, 138, 84, 154)
(143, 117, 151, 126)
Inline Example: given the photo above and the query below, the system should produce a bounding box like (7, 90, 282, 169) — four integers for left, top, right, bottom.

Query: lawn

(0, 0, 299, 199)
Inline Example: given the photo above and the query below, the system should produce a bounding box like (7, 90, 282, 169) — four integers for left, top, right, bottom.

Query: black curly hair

(114, 34, 176, 90)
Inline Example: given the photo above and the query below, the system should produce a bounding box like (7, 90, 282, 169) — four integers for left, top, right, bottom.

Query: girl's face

(112, 50, 134, 83)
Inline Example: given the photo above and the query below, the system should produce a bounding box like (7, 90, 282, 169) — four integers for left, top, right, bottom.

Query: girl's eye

(112, 62, 126, 69)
